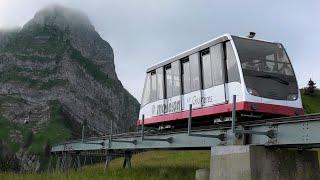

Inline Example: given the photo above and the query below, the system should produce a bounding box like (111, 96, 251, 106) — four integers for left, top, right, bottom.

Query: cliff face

(0, 5, 140, 171)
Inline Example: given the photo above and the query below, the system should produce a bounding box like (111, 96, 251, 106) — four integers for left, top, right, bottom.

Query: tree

(304, 78, 317, 95)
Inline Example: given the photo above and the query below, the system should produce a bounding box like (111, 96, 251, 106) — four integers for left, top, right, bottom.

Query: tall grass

(0, 150, 210, 180)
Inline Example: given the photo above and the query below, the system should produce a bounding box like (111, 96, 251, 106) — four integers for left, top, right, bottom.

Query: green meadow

(0, 150, 210, 180)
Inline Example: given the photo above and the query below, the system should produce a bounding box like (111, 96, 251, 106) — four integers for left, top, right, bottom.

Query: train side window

(141, 73, 151, 106)
(211, 43, 224, 86)
(150, 71, 157, 102)
(190, 53, 201, 92)
(156, 67, 164, 100)
(172, 61, 181, 96)
(181, 58, 191, 94)
(201, 49, 213, 89)
(165, 65, 173, 98)
(226, 41, 241, 82)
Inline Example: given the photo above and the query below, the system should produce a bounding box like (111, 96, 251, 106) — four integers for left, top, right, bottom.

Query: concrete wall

(211, 145, 320, 180)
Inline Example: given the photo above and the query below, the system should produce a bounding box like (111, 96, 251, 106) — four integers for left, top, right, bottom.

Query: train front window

(232, 36, 298, 100)
(233, 37, 294, 76)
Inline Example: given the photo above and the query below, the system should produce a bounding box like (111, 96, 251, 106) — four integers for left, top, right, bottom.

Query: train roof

(146, 34, 278, 72)
(146, 34, 230, 72)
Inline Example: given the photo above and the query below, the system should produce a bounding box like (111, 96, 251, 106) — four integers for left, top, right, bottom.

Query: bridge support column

(122, 151, 132, 168)
(210, 145, 320, 180)
(104, 152, 113, 170)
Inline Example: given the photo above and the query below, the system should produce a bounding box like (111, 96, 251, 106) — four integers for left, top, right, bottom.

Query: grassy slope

(28, 101, 72, 155)
(0, 150, 210, 180)
(300, 89, 320, 114)
(0, 100, 71, 155)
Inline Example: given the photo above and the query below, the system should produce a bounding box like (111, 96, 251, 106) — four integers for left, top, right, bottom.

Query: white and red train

(138, 34, 303, 127)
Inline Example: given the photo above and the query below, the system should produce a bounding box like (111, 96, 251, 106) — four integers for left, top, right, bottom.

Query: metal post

(56, 155, 61, 171)
(141, 114, 145, 141)
(232, 95, 236, 133)
(77, 155, 81, 169)
(61, 153, 66, 170)
(188, 104, 192, 135)
(105, 151, 112, 171)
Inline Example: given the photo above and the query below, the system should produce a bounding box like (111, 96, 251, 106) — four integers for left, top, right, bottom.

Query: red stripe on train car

(137, 101, 304, 125)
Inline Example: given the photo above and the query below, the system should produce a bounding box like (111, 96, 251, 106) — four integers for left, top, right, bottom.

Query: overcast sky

(1, 0, 319, 101)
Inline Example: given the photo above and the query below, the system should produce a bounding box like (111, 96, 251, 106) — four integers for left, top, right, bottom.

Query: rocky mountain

(0, 5, 140, 171)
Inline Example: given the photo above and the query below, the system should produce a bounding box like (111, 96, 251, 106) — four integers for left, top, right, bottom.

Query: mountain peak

(23, 4, 94, 31)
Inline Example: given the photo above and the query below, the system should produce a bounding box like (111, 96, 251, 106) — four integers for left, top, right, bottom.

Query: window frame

(150, 70, 157, 102)
(189, 53, 201, 92)
(164, 64, 173, 98)
(200, 48, 213, 89)
(171, 60, 181, 97)
(181, 57, 191, 94)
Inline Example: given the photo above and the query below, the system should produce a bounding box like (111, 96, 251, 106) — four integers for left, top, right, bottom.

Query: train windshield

(232, 36, 298, 100)
(233, 37, 294, 76)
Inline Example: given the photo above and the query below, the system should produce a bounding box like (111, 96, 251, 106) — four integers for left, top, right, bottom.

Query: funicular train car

(138, 34, 303, 128)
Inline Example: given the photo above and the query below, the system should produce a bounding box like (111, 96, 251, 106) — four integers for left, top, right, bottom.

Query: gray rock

(0, 3, 139, 160)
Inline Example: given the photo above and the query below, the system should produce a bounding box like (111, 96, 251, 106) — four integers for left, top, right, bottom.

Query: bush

(0, 141, 20, 171)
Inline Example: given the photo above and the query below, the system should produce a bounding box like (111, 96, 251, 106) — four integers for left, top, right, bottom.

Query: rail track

(53, 113, 320, 146)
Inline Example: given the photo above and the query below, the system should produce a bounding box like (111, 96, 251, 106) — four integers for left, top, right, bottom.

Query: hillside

(0, 5, 140, 172)
(301, 89, 320, 114)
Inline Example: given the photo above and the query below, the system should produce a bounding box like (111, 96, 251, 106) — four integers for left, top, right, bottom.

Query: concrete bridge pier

(210, 145, 320, 180)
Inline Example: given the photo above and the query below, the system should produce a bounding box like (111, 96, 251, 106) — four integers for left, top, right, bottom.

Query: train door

(201, 43, 227, 108)
(163, 62, 182, 115)
(182, 53, 202, 110)
(148, 67, 166, 117)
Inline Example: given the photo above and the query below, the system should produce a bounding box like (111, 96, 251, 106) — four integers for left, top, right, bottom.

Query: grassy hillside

(0, 100, 71, 155)
(0, 150, 210, 180)
(301, 89, 320, 114)
(0, 99, 72, 171)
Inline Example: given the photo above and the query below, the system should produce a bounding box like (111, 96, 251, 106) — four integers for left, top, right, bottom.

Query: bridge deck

(51, 113, 320, 153)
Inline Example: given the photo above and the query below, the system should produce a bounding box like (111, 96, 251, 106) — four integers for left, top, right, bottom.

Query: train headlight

(247, 88, 259, 96)
(287, 94, 298, 101)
